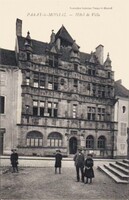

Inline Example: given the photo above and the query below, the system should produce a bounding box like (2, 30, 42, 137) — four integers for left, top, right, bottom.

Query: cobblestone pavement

(0, 159, 129, 200)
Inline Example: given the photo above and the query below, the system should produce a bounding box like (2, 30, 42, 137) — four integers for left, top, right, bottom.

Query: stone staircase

(98, 159, 129, 184)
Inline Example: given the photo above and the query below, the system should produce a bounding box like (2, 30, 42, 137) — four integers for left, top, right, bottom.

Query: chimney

(95, 44, 104, 65)
(50, 30, 55, 43)
(16, 18, 22, 36)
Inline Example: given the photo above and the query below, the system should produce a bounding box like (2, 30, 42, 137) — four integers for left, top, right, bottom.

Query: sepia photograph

(0, 0, 129, 199)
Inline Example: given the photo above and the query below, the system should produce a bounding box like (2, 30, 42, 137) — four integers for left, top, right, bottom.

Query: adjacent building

(0, 48, 22, 154)
(0, 18, 119, 157)
(114, 80, 129, 158)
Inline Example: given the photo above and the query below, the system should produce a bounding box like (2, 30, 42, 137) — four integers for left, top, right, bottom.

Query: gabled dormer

(70, 40, 80, 63)
(55, 25, 74, 48)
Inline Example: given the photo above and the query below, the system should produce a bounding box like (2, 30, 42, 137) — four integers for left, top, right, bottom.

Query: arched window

(98, 136, 106, 149)
(47, 132, 62, 147)
(86, 135, 94, 148)
(26, 131, 43, 147)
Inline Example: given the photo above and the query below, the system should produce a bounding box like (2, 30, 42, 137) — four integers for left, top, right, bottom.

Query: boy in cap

(10, 149, 19, 173)
(55, 150, 62, 174)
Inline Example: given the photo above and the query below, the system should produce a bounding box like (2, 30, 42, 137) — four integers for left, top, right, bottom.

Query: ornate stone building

(0, 18, 118, 157)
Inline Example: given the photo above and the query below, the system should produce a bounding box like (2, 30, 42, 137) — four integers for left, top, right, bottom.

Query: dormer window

(49, 54, 58, 67)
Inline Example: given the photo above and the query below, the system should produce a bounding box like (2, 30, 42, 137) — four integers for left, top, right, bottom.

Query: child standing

(55, 150, 62, 174)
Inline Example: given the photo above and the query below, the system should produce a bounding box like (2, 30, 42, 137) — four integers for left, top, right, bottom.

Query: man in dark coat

(73, 148, 85, 182)
(84, 153, 94, 184)
(10, 149, 19, 173)
(55, 150, 62, 174)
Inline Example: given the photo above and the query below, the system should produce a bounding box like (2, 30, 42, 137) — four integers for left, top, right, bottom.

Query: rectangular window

(31, 138, 35, 146)
(51, 139, 55, 147)
(0, 96, 5, 114)
(40, 81, 45, 88)
(54, 103, 58, 117)
(54, 76, 58, 91)
(34, 73, 39, 87)
(40, 73, 46, 88)
(34, 80, 39, 88)
(27, 138, 30, 146)
(48, 102, 52, 117)
(40, 101, 45, 117)
(48, 83, 53, 90)
(97, 107, 105, 121)
(39, 139, 43, 146)
(87, 106, 96, 120)
(73, 104, 77, 118)
(35, 139, 39, 146)
(49, 54, 58, 67)
(26, 78, 30, 85)
(33, 101, 38, 116)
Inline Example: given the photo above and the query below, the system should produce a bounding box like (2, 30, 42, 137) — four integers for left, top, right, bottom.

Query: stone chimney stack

(95, 44, 104, 65)
(16, 18, 22, 36)
(50, 30, 55, 43)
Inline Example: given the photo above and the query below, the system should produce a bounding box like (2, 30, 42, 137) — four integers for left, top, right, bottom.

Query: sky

(0, 0, 129, 89)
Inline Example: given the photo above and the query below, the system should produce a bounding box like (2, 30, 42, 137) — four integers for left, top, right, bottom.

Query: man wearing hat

(54, 150, 62, 174)
(10, 149, 19, 173)
(73, 148, 85, 182)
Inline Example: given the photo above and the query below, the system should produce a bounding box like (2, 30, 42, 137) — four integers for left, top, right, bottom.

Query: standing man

(73, 148, 85, 182)
(10, 149, 19, 173)
(55, 150, 62, 174)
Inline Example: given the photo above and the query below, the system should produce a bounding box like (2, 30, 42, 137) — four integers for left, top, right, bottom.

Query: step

(104, 164, 129, 181)
(116, 161, 129, 169)
(98, 166, 128, 184)
(123, 159, 129, 165)
(109, 163, 129, 175)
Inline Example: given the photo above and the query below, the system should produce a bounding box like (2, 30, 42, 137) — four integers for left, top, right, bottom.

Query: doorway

(69, 137, 77, 154)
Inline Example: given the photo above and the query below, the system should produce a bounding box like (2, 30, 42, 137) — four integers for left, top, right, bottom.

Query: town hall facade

(0, 19, 119, 157)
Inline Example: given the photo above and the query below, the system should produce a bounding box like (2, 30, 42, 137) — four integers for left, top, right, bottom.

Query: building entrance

(69, 137, 77, 154)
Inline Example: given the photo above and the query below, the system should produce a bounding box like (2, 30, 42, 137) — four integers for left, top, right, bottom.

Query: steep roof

(55, 25, 74, 44)
(114, 80, 129, 98)
(17, 36, 49, 55)
(17, 35, 91, 63)
(0, 48, 17, 66)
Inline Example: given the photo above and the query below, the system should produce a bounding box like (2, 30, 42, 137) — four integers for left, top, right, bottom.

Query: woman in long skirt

(84, 154, 94, 184)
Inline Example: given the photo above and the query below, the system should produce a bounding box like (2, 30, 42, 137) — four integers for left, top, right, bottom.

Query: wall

(0, 66, 22, 154)
(115, 97, 129, 157)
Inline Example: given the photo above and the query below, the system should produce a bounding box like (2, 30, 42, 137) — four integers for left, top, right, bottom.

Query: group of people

(54, 148, 94, 184)
(73, 149, 94, 184)
(10, 148, 94, 184)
